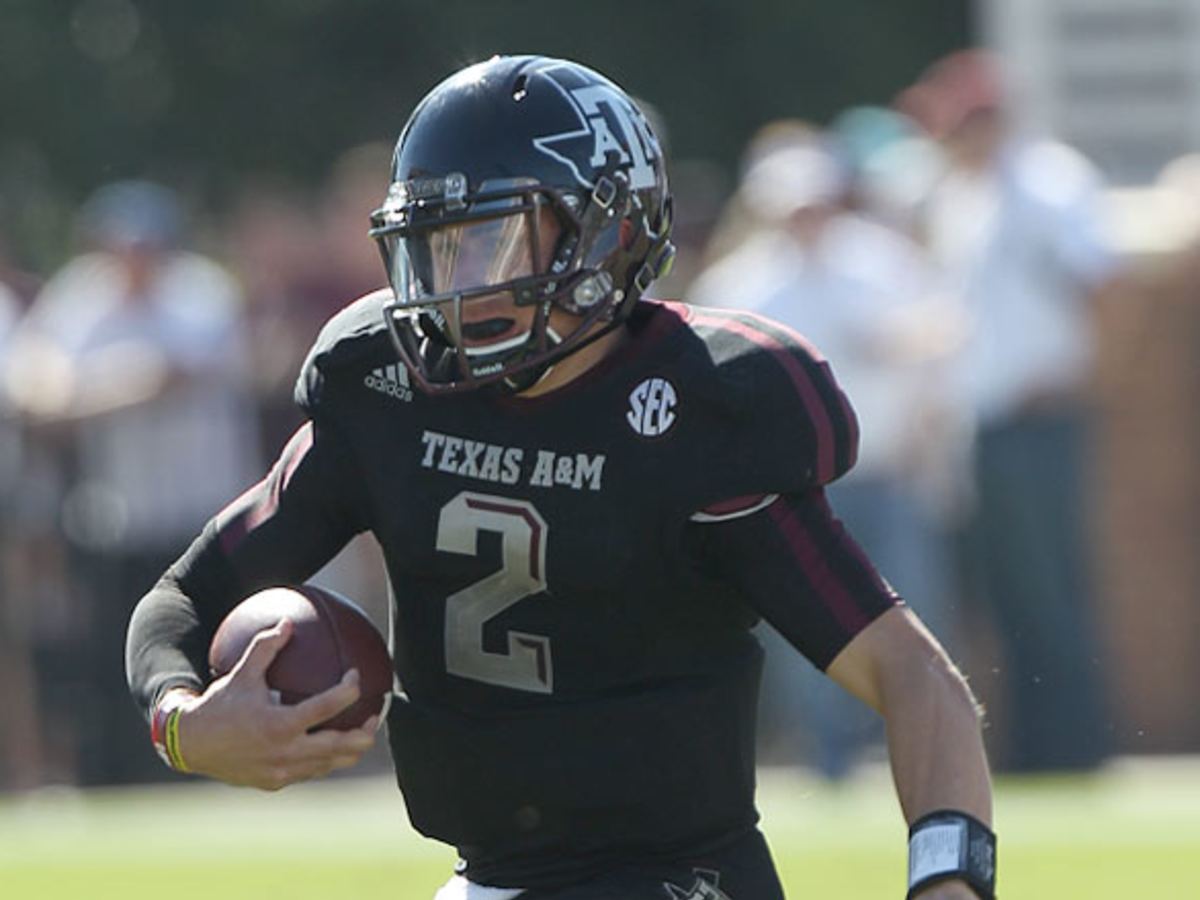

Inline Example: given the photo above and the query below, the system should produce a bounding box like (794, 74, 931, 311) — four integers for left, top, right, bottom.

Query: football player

(126, 56, 994, 900)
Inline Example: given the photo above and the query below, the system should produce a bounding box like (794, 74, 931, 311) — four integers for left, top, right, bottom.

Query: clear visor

(433, 213, 535, 293)
(388, 204, 554, 304)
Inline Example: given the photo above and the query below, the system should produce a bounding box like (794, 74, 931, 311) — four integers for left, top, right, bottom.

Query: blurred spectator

(829, 105, 942, 236)
(0, 199, 43, 309)
(224, 179, 332, 453)
(0, 278, 17, 343)
(1161, 153, 1200, 201)
(225, 144, 389, 456)
(902, 50, 1119, 771)
(319, 142, 394, 302)
(696, 119, 823, 270)
(0, 281, 19, 480)
(3, 180, 261, 784)
(0, 266, 45, 790)
(689, 137, 965, 777)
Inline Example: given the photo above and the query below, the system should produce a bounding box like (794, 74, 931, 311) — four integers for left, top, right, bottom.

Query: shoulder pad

(294, 289, 395, 413)
(687, 304, 860, 488)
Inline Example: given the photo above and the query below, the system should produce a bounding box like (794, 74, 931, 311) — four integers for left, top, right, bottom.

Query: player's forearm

(126, 524, 240, 718)
(125, 570, 214, 720)
(879, 645, 992, 827)
(828, 610, 995, 897)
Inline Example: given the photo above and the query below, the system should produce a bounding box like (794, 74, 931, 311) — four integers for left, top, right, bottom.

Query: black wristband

(906, 810, 996, 899)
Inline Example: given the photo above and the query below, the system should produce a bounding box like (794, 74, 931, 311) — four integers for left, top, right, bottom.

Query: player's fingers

(284, 668, 360, 731)
(255, 729, 372, 787)
(253, 764, 297, 792)
(328, 754, 362, 772)
(235, 619, 293, 682)
(290, 726, 375, 761)
(272, 752, 357, 787)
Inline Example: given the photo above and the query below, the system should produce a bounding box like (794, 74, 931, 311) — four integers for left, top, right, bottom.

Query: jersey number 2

(436, 492, 553, 693)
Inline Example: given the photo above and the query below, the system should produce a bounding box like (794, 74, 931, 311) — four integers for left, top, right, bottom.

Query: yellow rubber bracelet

(163, 706, 191, 774)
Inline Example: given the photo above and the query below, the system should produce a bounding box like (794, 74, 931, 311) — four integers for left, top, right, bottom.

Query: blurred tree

(0, 0, 969, 265)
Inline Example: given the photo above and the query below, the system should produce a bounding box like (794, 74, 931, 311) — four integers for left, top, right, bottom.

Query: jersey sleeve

(125, 417, 370, 718)
(687, 307, 860, 497)
(688, 489, 900, 670)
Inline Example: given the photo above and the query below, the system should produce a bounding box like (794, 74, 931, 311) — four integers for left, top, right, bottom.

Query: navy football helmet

(370, 55, 674, 393)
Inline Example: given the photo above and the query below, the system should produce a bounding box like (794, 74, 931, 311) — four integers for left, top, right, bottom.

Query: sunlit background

(2, 1, 1199, 897)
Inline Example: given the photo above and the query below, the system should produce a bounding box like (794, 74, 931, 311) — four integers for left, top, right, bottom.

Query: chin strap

(499, 313, 562, 393)
(501, 357, 555, 394)
(498, 314, 629, 395)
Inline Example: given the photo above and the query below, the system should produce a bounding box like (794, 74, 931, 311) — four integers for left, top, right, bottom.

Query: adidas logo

(364, 363, 413, 402)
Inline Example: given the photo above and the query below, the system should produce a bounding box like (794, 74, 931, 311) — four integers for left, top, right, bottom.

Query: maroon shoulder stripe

(692, 309, 839, 485)
(732, 311, 860, 474)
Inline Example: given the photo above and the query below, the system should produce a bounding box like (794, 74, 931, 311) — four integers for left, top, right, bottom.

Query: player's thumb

(236, 618, 293, 681)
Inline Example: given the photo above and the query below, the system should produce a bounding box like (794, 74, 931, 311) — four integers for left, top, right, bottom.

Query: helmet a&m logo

(627, 377, 677, 437)
(532, 69, 661, 190)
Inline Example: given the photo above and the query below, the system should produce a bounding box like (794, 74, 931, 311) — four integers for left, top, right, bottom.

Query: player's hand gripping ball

(209, 586, 392, 731)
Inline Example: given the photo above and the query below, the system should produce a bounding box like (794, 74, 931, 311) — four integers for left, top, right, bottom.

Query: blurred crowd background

(2, 0, 1199, 790)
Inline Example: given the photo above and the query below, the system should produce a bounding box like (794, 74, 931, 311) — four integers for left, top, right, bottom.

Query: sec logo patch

(627, 377, 677, 437)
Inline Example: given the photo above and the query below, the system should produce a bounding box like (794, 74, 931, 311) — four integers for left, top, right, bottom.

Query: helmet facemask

(370, 56, 676, 394)
(371, 163, 673, 394)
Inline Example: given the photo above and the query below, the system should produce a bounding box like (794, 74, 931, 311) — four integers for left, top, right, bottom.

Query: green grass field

(2, 759, 1198, 898)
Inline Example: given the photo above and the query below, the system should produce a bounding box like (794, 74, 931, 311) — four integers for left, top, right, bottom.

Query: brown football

(208, 585, 392, 731)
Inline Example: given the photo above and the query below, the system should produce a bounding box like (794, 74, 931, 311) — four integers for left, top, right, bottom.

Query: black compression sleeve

(124, 420, 370, 719)
(124, 523, 236, 718)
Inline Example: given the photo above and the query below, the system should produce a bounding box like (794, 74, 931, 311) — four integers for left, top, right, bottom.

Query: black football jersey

(127, 294, 897, 888)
